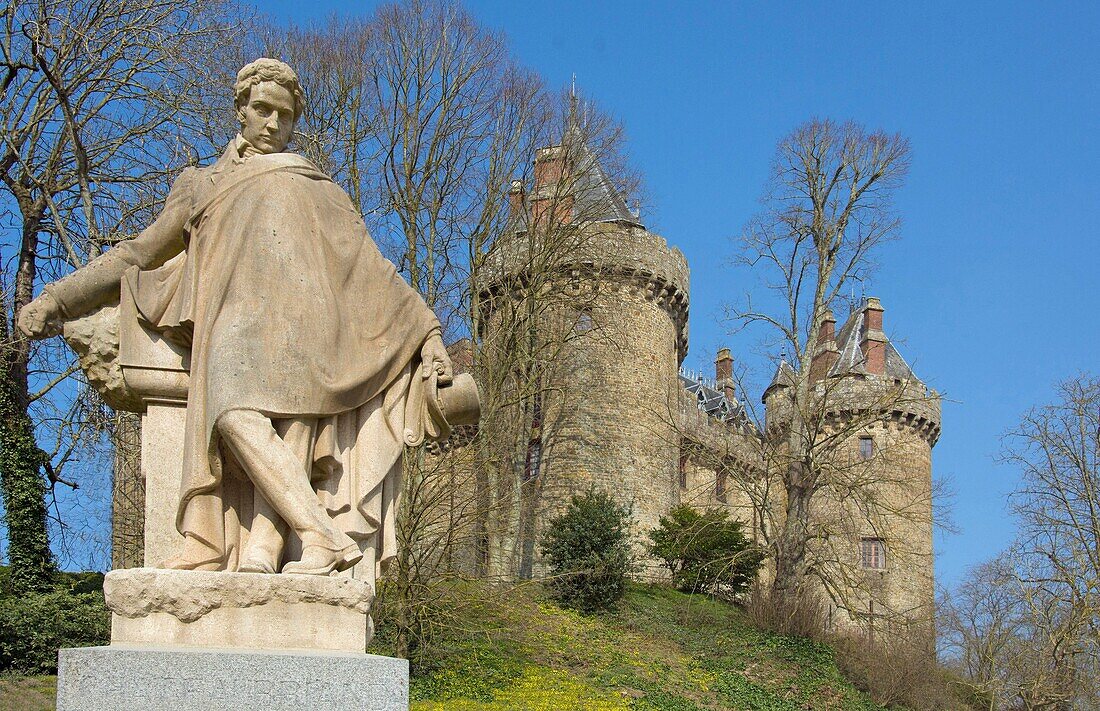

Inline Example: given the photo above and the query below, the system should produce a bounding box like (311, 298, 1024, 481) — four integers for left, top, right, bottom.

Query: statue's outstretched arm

(19, 169, 195, 339)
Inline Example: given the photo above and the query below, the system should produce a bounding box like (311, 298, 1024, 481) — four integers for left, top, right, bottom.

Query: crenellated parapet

(821, 377, 941, 445)
(763, 375, 941, 446)
(479, 223, 690, 362)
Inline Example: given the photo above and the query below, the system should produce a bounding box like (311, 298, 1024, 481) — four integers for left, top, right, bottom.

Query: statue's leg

(239, 494, 286, 573)
(239, 418, 313, 573)
(217, 409, 361, 575)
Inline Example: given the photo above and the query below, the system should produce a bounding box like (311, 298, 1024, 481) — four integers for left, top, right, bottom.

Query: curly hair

(234, 58, 305, 121)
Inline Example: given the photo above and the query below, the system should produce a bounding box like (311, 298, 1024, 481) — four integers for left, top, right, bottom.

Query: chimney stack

(531, 145, 573, 227)
(809, 310, 839, 384)
(859, 297, 887, 375)
(507, 180, 525, 218)
(715, 347, 735, 402)
(533, 145, 568, 190)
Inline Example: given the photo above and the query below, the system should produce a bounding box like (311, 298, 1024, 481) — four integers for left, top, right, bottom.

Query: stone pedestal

(140, 401, 187, 565)
(56, 568, 406, 709)
(58, 277, 410, 708)
(56, 646, 408, 711)
(105, 568, 374, 653)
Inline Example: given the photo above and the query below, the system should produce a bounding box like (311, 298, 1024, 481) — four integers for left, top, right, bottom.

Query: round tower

(478, 136, 688, 577)
(761, 297, 941, 632)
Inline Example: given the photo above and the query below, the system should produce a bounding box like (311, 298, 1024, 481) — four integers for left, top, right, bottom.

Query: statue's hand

(17, 292, 64, 339)
(420, 332, 453, 385)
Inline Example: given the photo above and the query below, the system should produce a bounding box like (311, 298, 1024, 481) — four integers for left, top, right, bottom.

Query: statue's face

(237, 81, 296, 154)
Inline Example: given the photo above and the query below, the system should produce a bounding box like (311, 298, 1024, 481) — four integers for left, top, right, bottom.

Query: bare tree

(726, 119, 928, 626)
(938, 377, 1100, 709)
(940, 550, 1099, 710)
(1003, 374, 1100, 643)
(0, 0, 232, 590)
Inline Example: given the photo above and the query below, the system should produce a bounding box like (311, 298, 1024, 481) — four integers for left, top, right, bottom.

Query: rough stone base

(105, 568, 373, 652)
(56, 646, 408, 711)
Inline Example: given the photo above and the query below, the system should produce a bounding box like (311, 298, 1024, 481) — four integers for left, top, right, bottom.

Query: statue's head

(234, 58, 305, 154)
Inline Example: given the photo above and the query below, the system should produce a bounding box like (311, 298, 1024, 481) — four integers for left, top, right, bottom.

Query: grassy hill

(372, 582, 964, 710)
(1, 582, 971, 710)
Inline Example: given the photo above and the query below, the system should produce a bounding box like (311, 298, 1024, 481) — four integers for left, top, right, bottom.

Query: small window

(524, 439, 542, 483)
(861, 538, 886, 570)
(715, 469, 728, 503)
(678, 449, 688, 489)
(575, 307, 593, 333)
(858, 436, 874, 460)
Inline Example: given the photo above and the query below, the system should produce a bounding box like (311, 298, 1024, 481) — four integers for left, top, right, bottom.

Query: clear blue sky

(267, 0, 1099, 589)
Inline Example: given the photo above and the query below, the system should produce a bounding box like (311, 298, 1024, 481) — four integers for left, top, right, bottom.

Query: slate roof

(830, 310, 917, 381)
(680, 373, 746, 423)
(762, 305, 920, 401)
(564, 125, 642, 228)
(507, 123, 643, 233)
(762, 360, 797, 402)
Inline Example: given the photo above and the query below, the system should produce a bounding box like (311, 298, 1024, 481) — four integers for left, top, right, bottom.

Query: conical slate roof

(563, 123, 642, 228)
(762, 360, 797, 402)
(830, 309, 917, 381)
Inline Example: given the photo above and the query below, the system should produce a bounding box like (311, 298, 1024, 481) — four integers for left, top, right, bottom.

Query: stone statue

(18, 58, 470, 584)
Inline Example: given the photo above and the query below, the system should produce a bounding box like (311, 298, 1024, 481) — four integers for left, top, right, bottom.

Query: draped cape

(123, 152, 440, 569)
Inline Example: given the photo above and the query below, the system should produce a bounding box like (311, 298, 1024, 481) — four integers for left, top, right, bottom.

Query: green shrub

(648, 505, 765, 596)
(540, 488, 634, 613)
(0, 586, 109, 674)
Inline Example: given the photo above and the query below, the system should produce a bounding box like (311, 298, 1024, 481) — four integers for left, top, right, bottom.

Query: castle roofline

(762, 360, 796, 403)
(679, 372, 746, 423)
(830, 300, 920, 382)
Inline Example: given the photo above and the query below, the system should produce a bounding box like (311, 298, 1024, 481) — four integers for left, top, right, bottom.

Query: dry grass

(0, 676, 56, 711)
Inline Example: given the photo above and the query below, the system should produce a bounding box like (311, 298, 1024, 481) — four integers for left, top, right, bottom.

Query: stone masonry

(471, 127, 941, 631)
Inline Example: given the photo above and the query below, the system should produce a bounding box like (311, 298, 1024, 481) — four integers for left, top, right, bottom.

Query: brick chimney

(534, 145, 567, 188)
(809, 310, 839, 385)
(531, 144, 574, 227)
(715, 347, 735, 401)
(507, 179, 525, 218)
(859, 297, 887, 375)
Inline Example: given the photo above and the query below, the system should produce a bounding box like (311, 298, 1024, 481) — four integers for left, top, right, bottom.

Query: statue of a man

(18, 59, 453, 580)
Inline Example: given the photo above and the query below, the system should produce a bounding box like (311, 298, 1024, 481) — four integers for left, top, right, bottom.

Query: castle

(466, 122, 941, 632)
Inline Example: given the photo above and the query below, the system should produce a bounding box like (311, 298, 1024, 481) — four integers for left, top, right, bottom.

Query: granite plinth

(56, 646, 408, 711)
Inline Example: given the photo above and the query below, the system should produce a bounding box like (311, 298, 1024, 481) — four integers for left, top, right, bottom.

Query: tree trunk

(0, 215, 55, 591)
(772, 462, 812, 596)
(0, 368, 54, 593)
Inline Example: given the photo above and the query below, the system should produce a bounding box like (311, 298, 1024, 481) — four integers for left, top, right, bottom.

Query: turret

(477, 122, 689, 578)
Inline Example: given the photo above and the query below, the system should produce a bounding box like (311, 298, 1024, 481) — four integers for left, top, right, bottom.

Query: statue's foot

(238, 555, 279, 574)
(159, 536, 226, 571)
(282, 543, 362, 576)
(238, 540, 281, 574)
(160, 553, 226, 571)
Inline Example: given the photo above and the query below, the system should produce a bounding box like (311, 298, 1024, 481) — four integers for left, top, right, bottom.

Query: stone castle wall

(675, 386, 763, 536)
(473, 209, 940, 628)
(763, 375, 939, 632)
